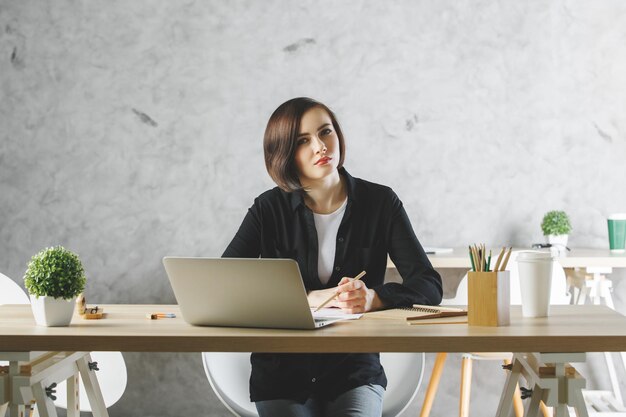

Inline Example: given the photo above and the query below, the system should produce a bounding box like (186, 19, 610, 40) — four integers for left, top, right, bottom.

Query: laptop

(163, 257, 357, 329)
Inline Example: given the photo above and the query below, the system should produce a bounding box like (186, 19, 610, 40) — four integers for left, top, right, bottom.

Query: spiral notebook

(367, 304, 467, 324)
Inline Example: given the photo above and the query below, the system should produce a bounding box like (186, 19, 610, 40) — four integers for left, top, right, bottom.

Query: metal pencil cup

(468, 271, 510, 326)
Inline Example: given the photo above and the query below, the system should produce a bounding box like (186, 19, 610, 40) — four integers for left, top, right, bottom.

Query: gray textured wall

(1, 1, 626, 416)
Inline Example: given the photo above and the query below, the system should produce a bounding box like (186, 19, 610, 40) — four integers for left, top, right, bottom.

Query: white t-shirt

(313, 198, 348, 285)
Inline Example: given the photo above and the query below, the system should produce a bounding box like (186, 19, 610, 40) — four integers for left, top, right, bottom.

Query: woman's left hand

(335, 277, 384, 314)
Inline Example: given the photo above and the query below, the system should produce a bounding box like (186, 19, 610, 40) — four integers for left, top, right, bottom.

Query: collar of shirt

(288, 167, 358, 212)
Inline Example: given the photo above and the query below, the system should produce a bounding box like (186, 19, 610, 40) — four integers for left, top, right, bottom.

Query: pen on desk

(314, 270, 366, 312)
(146, 313, 177, 319)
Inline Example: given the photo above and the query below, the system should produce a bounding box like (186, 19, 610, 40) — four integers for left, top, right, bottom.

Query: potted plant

(23, 246, 86, 326)
(541, 210, 572, 247)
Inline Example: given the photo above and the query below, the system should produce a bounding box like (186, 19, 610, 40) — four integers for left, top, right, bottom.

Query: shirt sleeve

(373, 191, 443, 307)
(222, 198, 263, 258)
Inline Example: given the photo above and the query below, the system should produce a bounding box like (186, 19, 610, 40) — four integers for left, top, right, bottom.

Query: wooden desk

(2, 304, 626, 417)
(1, 304, 626, 353)
(386, 247, 626, 270)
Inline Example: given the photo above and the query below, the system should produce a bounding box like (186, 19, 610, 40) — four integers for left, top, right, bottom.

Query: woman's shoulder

(351, 175, 395, 198)
(346, 172, 402, 210)
(252, 186, 296, 209)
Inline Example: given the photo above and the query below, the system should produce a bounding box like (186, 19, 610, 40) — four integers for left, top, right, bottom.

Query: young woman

(223, 97, 442, 417)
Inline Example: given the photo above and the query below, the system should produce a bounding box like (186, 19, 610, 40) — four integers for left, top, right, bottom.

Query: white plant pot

(547, 234, 569, 247)
(29, 295, 76, 327)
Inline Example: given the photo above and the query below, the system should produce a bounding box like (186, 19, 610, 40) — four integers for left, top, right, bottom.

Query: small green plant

(541, 211, 572, 236)
(24, 246, 86, 300)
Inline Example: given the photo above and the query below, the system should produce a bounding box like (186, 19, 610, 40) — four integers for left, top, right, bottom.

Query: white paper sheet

(311, 308, 363, 320)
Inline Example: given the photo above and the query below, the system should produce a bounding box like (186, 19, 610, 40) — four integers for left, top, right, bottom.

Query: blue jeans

(255, 384, 385, 417)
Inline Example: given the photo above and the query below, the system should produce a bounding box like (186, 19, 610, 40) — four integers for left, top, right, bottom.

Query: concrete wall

(1, 1, 625, 415)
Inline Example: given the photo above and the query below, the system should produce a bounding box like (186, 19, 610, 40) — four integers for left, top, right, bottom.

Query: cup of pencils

(467, 244, 512, 327)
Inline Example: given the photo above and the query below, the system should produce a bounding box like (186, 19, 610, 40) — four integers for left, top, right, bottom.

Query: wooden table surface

(387, 248, 626, 269)
(1, 304, 626, 353)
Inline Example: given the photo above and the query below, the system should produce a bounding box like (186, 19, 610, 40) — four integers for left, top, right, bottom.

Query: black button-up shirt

(223, 168, 442, 402)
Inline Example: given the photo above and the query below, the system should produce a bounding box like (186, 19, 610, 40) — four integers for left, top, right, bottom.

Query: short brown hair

(263, 97, 346, 192)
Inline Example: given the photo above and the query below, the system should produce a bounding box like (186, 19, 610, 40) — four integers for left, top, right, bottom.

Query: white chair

(0, 272, 127, 414)
(0, 272, 30, 305)
(420, 251, 571, 417)
(202, 351, 425, 417)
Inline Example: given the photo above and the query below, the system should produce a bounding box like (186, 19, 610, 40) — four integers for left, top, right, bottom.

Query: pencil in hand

(314, 270, 367, 312)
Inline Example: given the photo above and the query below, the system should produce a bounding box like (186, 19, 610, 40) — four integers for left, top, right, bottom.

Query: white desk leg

(31, 383, 56, 417)
(495, 355, 523, 417)
(65, 373, 79, 417)
(577, 287, 588, 305)
(598, 283, 626, 404)
(586, 268, 626, 408)
(0, 376, 6, 414)
(567, 379, 589, 417)
(76, 354, 108, 417)
(8, 361, 25, 417)
(501, 353, 588, 417)
(525, 385, 546, 417)
(603, 351, 624, 406)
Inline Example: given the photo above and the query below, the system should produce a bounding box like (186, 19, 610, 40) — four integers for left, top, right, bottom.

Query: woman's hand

(307, 276, 386, 313)
(334, 277, 384, 314)
(307, 287, 341, 309)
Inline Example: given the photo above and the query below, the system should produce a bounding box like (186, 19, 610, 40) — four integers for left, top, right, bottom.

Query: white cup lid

(516, 251, 553, 262)
(608, 213, 626, 220)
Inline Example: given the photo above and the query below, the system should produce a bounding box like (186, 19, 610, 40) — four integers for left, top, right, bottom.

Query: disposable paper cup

(608, 213, 626, 253)
(516, 251, 553, 318)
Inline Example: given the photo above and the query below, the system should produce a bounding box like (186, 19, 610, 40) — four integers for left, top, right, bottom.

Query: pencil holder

(468, 271, 510, 326)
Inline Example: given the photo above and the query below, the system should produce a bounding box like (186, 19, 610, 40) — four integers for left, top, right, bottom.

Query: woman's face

(294, 107, 340, 183)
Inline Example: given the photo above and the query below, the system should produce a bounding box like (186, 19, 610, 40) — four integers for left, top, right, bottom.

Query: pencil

(480, 245, 485, 272)
(500, 247, 513, 271)
(468, 246, 476, 271)
(314, 270, 367, 312)
(471, 245, 479, 272)
(494, 247, 506, 271)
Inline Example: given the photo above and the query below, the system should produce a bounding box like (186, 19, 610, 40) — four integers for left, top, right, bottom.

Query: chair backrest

(54, 351, 128, 412)
(202, 351, 425, 417)
(0, 273, 29, 369)
(202, 352, 256, 417)
(442, 251, 570, 306)
(380, 352, 425, 417)
(0, 272, 30, 305)
(441, 274, 468, 306)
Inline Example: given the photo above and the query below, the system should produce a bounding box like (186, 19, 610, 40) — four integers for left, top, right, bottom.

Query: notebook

(407, 315, 468, 325)
(163, 257, 360, 330)
(424, 247, 454, 254)
(366, 304, 467, 322)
